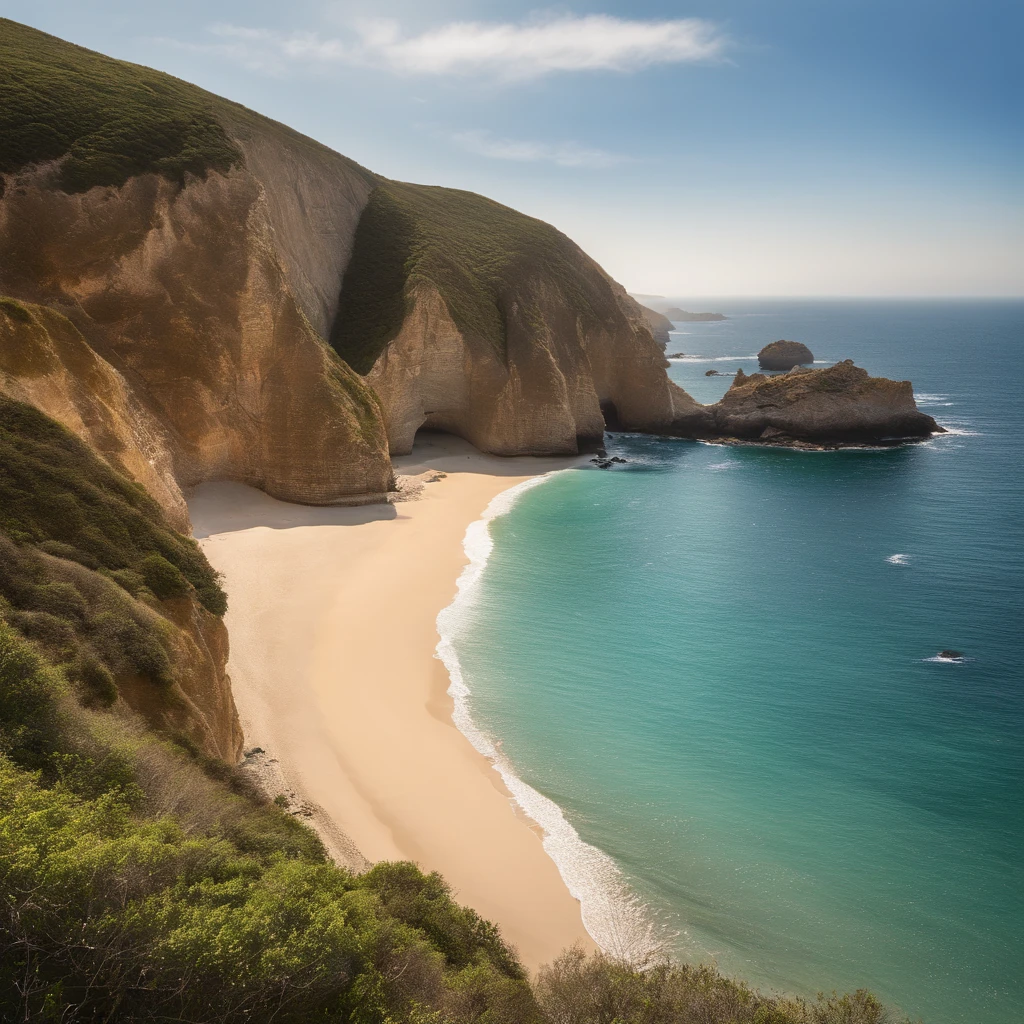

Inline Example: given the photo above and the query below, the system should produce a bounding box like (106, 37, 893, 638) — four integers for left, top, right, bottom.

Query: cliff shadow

(397, 428, 586, 478)
(187, 481, 397, 539)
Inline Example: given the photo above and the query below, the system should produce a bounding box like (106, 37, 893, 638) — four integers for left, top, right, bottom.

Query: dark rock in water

(610, 456, 627, 463)
(591, 458, 613, 468)
(758, 340, 815, 371)
(596, 447, 608, 457)
(705, 369, 720, 376)
(939, 650, 964, 660)
(667, 352, 687, 359)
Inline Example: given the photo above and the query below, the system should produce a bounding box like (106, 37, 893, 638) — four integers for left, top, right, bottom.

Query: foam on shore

(436, 474, 664, 965)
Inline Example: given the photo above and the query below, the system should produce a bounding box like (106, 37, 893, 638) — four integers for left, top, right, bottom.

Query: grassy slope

(330, 181, 619, 374)
(0, 18, 241, 193)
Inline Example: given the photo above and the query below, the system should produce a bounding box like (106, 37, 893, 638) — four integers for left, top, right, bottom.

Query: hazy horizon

(4, 1, 1020, 297)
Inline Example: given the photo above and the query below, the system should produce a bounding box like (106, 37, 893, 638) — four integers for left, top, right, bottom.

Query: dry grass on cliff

(331, 181, 621, 373)
(0, 18, 240, 193)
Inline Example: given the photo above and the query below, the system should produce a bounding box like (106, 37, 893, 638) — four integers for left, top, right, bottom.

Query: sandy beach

(188, 434, 594, 970)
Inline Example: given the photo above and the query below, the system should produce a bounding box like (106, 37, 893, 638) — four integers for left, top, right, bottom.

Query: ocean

(438, 300, 1024, 1024)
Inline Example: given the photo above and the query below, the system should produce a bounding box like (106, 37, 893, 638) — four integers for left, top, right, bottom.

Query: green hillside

(331, 181, 619, 374)
(0, 18, 240, 193)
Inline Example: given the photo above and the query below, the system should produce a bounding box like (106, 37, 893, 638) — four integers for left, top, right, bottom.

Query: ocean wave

(436, 474, 665, 965)
(708, 461, 737, 471)
(915, 392, 956, 407)
(936, 425, 981, 437)
(923, 654, 969, 664)
(886, 553, 910, 565)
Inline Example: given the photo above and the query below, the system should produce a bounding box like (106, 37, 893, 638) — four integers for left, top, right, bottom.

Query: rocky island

(677, 361, 944, 447)
(758, 339, 815, 370)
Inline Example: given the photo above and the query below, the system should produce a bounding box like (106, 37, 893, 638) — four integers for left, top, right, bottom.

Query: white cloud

(187, 14, 726, 80)
(451, 130, 628, 168)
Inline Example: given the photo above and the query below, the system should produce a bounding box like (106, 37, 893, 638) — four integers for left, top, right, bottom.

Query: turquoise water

(449, 301, 1024, 1024)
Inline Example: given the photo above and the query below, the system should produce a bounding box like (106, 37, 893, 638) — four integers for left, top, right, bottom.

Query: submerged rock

(939, 650, 964, 660)
(758, 340, 815, 370)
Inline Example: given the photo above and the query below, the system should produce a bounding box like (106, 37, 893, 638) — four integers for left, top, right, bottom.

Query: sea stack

(758, 340, 815, 370)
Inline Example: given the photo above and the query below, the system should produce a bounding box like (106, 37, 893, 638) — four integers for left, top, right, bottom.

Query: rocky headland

(758, 339, 815, 370)
(664, 307, 728, 321)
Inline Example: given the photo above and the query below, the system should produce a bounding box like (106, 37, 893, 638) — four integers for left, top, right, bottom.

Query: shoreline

(188, 435, 597, 970)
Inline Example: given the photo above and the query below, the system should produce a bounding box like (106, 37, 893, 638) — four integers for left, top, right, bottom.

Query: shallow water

(446, 300, 1024, 1023)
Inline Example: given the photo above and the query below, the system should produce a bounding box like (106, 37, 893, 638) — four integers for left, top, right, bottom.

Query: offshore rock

(664, 361, 944, 446)
(758, 340, 815, 370)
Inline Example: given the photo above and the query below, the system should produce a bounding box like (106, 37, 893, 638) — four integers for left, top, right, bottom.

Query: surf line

(434, 471, 664, 965)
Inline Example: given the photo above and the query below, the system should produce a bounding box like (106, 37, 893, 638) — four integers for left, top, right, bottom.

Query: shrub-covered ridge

(0, 17, 240, 192)
(331, 181, 619, 374)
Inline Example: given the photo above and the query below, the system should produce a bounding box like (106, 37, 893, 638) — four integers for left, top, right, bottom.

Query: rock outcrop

(758, 340, 815, 370)
(679, 361, 943, 445)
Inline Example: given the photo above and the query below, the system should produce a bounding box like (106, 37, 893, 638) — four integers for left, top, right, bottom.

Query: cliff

(0, 393, 241, 759)
(330, 182, 700, 454)
(637, 304, 675, 347)
(0, 19, 392, 517)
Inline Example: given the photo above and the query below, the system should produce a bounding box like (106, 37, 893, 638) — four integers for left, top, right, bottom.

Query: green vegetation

(331, 182, 617, 373)
(0, 18, 240, 192)
(0, 621, 540, 1022)
(0, 394, 225, 615)
(0, 393, 228, 706)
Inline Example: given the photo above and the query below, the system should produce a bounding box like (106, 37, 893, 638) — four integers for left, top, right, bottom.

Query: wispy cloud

(177, 14, 727, 80)
(451, 130, 629, 168)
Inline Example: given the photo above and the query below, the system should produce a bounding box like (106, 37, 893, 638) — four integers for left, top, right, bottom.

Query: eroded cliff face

(0, 300, 188, 531)
(0, 130, 392, 515)
(366, 280, 701, 456)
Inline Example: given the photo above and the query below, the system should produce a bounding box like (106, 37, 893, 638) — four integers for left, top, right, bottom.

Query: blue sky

(4, 0, 1021, 296)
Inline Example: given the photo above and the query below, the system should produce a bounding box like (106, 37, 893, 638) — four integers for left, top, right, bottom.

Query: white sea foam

(924, 654, 968, 664)
(708, 461, 737, 471)
(436, 473, 665, 965)
(886, 553, 910, 565)
(915, 392, 956, 407)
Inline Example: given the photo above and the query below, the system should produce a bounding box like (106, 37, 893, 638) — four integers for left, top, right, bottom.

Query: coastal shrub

(535, 948, 901, 1024)
(0, 18, 241, 192)
(0, 393, 226, 615)
(137, 552, 190, 600)
(0, 620, 543, 1023)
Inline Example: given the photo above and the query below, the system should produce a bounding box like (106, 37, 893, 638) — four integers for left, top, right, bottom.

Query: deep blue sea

(445, 300, 1024, 1024)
